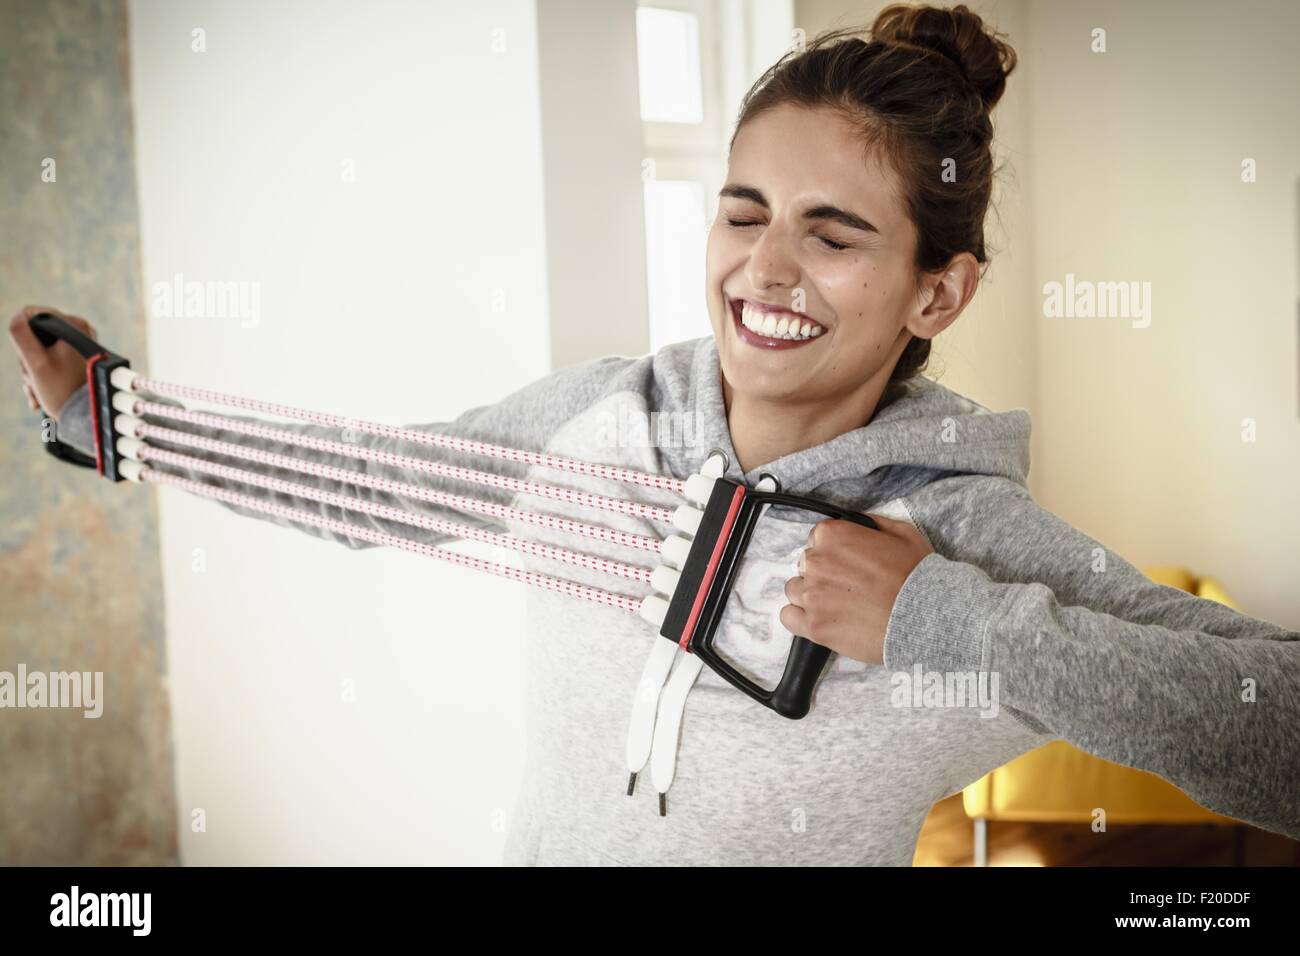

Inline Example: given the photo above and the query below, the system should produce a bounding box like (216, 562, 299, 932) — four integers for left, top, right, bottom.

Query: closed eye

(725, 218, 850, 252)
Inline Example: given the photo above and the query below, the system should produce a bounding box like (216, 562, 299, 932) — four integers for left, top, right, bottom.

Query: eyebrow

(718, 184, 879, 234)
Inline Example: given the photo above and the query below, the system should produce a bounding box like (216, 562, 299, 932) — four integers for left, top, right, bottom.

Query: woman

(12, 4, 1298, 864)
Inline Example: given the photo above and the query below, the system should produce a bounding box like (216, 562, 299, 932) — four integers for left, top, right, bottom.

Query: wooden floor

(912, 794, 1300, 866)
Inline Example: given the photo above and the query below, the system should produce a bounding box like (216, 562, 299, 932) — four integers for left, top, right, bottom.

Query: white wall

(129, 0, 550, 863)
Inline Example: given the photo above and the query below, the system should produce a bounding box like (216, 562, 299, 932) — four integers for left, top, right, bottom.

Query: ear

(904, 252, 980, 341)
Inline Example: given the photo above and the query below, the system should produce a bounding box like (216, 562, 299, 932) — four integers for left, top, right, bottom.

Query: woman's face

(706, 103, 924, 407)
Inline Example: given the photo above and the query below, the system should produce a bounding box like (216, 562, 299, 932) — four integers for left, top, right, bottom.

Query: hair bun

(872, 3, 1017, 111)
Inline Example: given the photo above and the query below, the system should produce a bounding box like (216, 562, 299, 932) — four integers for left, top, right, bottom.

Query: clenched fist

(8, 305, 97, 419)
(780, 513, 933, 665)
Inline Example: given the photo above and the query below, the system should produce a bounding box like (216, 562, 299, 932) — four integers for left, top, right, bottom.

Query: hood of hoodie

(653, 336, 1031, 503)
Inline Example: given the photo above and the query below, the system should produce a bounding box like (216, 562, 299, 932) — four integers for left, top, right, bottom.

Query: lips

(728, 297, 827, 351)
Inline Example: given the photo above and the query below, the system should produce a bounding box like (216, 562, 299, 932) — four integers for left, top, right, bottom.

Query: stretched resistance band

(129, 425, 666, 554)
(129, 375, 686, 494)
(129, 404, 677, 525)
(27, 313, 878, 722)
(136, 443, 654, 584)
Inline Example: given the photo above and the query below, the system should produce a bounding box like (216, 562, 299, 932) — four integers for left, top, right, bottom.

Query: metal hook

(703, 447, 729, 477)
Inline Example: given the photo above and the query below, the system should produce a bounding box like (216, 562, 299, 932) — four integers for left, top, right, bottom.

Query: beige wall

(795, 0, 1299, 627)
(1024, 0, 1299, 627)
(538, 0, 652, 367)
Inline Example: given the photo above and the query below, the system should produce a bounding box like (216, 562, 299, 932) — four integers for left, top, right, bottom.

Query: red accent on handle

(84, 352, 109, 476)
(677, 484, 746, 651)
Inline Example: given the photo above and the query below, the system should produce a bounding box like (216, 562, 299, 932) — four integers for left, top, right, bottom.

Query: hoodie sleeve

(53, 355, 633, 550)
(885, 476, 1300, 839)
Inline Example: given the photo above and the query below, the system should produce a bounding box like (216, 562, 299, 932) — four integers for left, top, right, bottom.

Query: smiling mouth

(729, 297, 827, 350)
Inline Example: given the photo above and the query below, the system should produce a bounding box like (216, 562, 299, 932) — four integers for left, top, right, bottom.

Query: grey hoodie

(57, 335, 1300, 863)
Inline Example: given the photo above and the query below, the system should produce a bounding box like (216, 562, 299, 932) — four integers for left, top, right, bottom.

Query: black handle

(691, 489, 879, 719)
(771, 498, 878, 719)
(29, 313, 105, 359)
(765, 495, 879, 718)
(25, 313, 119, 472)
(770, 637, 834, 719)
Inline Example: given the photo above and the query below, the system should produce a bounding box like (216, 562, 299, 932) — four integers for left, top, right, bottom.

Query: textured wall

(0, 0, 176, 864)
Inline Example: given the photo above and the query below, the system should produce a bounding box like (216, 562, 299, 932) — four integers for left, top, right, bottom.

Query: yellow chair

(961, 567, 1241, 865)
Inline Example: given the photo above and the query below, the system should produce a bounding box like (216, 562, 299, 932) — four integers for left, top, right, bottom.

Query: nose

(744, 221, 802, 297)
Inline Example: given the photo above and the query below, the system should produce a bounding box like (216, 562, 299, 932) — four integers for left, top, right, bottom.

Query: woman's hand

(780, 513, 933, 665)
(7, 305, 97, 420)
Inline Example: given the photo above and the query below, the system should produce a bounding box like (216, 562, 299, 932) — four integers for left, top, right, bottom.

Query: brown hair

(729, 3, 1017, 397)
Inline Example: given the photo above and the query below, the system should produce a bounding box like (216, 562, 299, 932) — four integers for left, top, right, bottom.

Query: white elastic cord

(642, 455, 757, 815)
(649, 652, 705, 815)
(137, 443, 654, 584)
(134, 411, 677, 526)
(143, 466, 647, 612)
(645, 470, 753, 813)
(624, 638, 680, 796)
(622, 450, 732, 813)
(128, 374, 685, 494)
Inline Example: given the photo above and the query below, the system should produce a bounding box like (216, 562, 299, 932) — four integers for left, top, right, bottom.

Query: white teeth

(738, 301, 825, 340)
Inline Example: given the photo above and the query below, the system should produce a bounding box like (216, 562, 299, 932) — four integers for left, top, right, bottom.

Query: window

(643, 177, 708, 350)
(636, 8, 704, 124)
(636, 1, 724, 352)
(636, 0, 794, 352)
